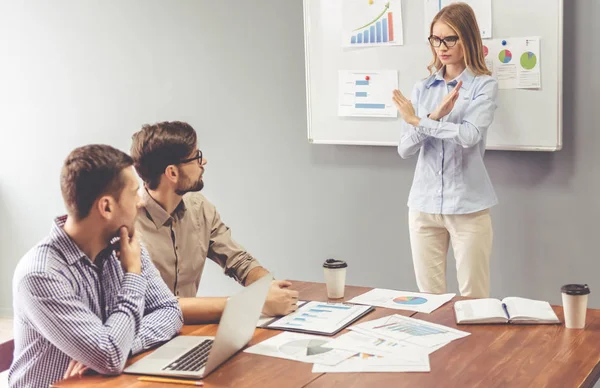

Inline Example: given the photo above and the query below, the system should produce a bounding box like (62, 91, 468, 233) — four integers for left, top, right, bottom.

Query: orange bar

(388, 12, 394, 41)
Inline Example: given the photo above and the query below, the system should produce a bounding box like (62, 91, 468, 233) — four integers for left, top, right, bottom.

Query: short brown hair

(428, 2, 491, 76)
(60, 144, 134, 220)
(130, 121, 197, 190)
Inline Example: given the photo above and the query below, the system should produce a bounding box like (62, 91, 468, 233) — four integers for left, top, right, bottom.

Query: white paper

(312, 351, 430, 373)
(350, 314, 470, 348)
(484, 37, 541, 89)
(424, 0, 492, 40)
(243, 332, 355, 366)
(323, 330, 425, 358)
(265, 301, 372, 335)
(338, 70, 398, 118)
(342, 0, 403, 48)
(348, 288, 454, 313)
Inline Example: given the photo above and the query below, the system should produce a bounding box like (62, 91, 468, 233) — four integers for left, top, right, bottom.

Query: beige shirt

(136, 190, 262, 297)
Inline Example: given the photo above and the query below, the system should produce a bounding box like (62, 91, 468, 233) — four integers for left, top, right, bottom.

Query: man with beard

(9, 145, 183, 388)
(131, 121, 298, 323)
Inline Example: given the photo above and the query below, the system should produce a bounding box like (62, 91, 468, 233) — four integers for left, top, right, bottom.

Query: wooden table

(52, 281, 600, 388)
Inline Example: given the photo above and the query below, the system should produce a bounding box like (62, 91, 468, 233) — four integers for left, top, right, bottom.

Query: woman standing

(393, 3, 498, 298)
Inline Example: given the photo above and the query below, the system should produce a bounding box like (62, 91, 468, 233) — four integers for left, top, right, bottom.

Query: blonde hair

(427, 2, 491, 76)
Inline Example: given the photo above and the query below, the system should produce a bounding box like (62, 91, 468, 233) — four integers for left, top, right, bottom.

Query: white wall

(1, 0, 599, 318)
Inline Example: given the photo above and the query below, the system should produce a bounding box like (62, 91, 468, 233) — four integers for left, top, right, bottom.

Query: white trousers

(408, 208, 493, 298)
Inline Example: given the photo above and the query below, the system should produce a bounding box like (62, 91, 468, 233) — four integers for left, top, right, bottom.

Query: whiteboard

(303, 0, 563, 151)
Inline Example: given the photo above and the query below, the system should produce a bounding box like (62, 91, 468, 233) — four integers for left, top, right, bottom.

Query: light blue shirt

(398, 68, 498, 215)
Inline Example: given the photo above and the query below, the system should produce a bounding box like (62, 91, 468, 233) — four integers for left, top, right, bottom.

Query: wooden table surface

(52, 281, 600, 388)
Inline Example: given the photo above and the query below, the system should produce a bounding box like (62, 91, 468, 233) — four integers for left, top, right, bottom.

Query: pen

(137, 376, 204, 386)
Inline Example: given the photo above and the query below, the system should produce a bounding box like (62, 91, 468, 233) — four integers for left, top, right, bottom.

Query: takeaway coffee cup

(561, 284, 590, 329)
(323, 258, 347, 299)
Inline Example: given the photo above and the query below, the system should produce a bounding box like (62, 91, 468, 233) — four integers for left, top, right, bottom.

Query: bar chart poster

(338, 70, 398, 118)
(342, 0, 403, 48)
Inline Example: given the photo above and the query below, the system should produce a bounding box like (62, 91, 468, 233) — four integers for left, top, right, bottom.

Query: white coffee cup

(323, 258, 347, 299)
(561, 284, 590, 329)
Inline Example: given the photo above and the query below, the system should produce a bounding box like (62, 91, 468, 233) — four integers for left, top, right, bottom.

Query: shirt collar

(425, 66, 476, 90)
(49, 215, 89, 265)
(142, 188, 186, 229)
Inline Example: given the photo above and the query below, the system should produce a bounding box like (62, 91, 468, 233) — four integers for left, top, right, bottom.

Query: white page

(322, 330, 426, 358)
(342, 0, 403, 48)
(454, 298, 507, 322)
(312, 351, 430, 373)
(350, 314, 470, 348)
(243, 332, 355, 366)
(349, 326, 449, 355)
(424, 0, 492, 40)
(502, 297, 559, 322)
(338, 70, 398, 118)
(484, 37, 541, 89)
(265, 301, 372, 334)
(348, 288, 454, 313)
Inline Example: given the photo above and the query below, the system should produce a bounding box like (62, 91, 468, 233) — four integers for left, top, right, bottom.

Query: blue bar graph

(355, 103, 386, 109)
(316, 304, 352, 310)
(355, 92, 367, 97)
(309, 308, 331, 313)
(382, 18, 388, 42)
(355, 80, 369, 86)
(349, 9, 394, 44)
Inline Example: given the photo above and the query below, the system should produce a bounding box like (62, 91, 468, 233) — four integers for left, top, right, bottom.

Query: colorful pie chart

(520, 51, 537, 70)
(498, 49, 512, 64)
(393, 296, 428, 305)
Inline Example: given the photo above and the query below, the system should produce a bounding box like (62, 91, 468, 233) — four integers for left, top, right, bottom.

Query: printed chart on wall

(484, 37, 541, 89)
(348, 288, 455, 313)
(338, 70, 398, 117)
(424, 0, 492, 40)
(342, 0, 404, 48)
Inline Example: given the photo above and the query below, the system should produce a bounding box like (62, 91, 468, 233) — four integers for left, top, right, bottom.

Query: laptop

(124, 274, 272, 379)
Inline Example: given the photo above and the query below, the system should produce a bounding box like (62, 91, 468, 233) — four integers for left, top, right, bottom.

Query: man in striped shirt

(9, 145, 184, 388)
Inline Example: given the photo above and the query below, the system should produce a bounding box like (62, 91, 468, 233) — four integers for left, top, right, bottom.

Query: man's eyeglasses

(177, 149, 203, 166)
(428, 35, 460, 48)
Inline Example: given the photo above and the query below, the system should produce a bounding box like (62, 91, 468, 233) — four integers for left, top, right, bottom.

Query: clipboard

(258, 301, 374, 336)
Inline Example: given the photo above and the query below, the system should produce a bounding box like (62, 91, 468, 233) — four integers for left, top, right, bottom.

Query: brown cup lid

(323, 258, 347, 269)
(561, 284, 590, 295)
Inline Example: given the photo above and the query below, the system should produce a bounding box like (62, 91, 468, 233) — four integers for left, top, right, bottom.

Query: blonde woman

(393, 3, 498, 298)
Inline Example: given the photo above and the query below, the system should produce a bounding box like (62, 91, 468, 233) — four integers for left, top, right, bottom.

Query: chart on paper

(266, 301, 373, 335)
(338, 70, 398, 118)
(342, 0, 403, 47)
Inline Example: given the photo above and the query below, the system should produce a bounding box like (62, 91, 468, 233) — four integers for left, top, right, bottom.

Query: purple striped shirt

(9, 216, 183, 388)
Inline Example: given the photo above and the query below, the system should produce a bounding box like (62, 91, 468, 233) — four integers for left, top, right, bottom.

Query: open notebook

(454, 297, 560, 325)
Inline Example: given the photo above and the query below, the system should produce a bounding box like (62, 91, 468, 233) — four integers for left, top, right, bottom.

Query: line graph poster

(342, 0, 404, 48)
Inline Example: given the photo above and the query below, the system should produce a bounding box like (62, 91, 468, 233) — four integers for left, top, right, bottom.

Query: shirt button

(440, 153, 443, 157)
(176, 291, 180, 296)
(438, 171, 442, 175)
(176, 246, 179, 251)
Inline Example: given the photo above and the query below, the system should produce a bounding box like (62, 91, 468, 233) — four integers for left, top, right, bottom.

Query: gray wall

(0, 0, 598, 318)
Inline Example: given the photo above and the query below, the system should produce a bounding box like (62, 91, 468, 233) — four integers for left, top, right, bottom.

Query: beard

(175, 171, 204, 196)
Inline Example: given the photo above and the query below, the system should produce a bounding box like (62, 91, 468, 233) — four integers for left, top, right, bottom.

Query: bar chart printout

(342, 0, 404, 48)
(338, 70, 398, 118)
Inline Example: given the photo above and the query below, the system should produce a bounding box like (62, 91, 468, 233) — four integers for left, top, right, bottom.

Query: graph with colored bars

(350, 4, 395, 45)
(376, 320, 447, 337)
(338, 70, 397, 117)
(282, 303, 352, 328)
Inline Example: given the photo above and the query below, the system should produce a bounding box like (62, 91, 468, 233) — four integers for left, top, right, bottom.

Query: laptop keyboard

(163, 339, 214, 372)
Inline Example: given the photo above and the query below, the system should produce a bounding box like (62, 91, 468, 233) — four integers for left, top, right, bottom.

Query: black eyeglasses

(428, 35, 460, 48)
(177, 149, 203, 166)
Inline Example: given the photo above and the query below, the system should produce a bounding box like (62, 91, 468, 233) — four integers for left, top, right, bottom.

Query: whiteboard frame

(303, 0, 563, 152)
